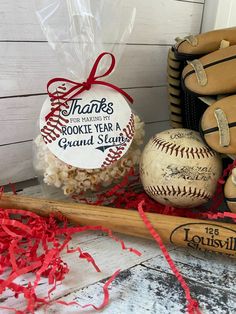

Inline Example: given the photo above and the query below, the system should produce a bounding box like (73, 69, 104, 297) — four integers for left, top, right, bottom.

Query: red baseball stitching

(41, 85, 69, 144)
(145, 185, 211, 201)
(101, 114, 135, 168)
(152, 137, 216, 159)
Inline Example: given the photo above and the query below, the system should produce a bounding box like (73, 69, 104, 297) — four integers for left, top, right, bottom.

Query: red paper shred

(0, 207, 140, 313)
(138, 201, 201, 314)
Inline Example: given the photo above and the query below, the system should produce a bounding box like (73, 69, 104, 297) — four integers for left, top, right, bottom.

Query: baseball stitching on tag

(41, 85, 69, 144)
(145, 185, 211, 201)
(152, 137, 216, 159)
(101, 114, 135, 168)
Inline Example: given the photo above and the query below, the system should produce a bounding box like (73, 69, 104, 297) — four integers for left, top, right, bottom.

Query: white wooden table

(1, 186, 236, 314)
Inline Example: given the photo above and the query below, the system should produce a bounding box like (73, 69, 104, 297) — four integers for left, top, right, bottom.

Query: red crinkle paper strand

(137, 201, 201, 314)
(0, 207, 141, 313)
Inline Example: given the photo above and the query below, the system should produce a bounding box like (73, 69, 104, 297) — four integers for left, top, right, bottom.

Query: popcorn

(34, 114, 145, 197)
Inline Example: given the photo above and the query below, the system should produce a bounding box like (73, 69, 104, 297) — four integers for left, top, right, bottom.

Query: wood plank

(0, 87, 169, 145)
(0, 0, 203, 43)
(0, 233, 164, 313)
(37, 262, 235, 314)
(0, 121, 170, 184)
(0, 94, 41, 145)
(0, 43, 169, 97)
(128, 0, 204, 44)
(142, 246, 236, 293)
(0, 141, 36, 185)
(2, 229, 233, 314)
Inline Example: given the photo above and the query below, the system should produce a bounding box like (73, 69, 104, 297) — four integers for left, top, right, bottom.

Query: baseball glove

(168, 27, 236, 131)
(168, 28, 236, 211)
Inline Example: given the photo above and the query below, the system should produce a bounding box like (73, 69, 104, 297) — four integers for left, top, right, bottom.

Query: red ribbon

(45, 52, 133, 121)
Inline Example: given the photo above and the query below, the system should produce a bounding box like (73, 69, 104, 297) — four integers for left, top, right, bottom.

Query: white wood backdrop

(202, 0, 236, 32)
(0, 0, 204, 185)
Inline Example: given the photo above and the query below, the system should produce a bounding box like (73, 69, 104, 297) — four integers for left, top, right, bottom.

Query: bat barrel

(0, 194, 235, 257)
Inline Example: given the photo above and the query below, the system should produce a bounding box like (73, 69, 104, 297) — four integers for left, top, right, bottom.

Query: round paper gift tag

(40, 85, 134, 169)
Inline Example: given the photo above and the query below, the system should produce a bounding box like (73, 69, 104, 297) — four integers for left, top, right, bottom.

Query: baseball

(140, 129, 222, 208)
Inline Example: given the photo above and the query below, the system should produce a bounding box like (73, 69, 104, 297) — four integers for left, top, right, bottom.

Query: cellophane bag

(33, 0, 145, 202)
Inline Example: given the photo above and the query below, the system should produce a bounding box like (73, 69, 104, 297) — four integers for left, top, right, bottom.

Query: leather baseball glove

(168, 28, 236, 211)
(168, 27, 236, 131)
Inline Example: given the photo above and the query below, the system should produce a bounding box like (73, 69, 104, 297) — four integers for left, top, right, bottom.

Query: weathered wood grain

(0, 233, 163, 313)
(0, 120, 170, 185)
(36, 258, 235, 314)
(0, 0, 204, 43)
(143, 247, 236, 293)
(0, 87, 169, 145)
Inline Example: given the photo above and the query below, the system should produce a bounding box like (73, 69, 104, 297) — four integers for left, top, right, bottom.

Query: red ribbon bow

(45, 52, 133, 121)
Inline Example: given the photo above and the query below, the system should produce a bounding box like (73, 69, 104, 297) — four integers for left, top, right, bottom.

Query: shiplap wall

(0, 0, 204, 185)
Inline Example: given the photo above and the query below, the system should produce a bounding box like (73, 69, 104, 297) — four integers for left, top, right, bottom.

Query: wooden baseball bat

(0, 194, 235, 257)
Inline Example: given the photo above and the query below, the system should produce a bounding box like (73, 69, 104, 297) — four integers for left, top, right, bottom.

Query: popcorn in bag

(33, 0, 145, 201)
